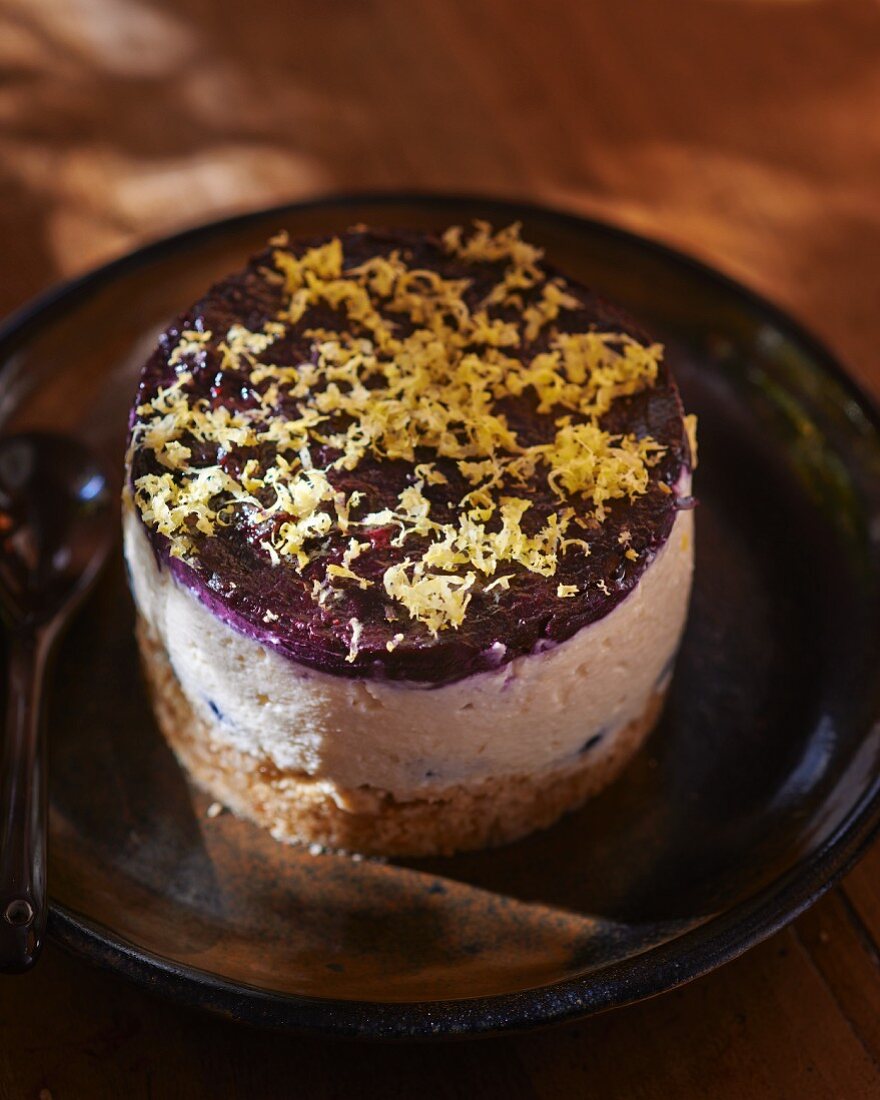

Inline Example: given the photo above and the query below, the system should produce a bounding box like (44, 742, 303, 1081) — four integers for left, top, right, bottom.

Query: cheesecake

(124, 221, 696, 856)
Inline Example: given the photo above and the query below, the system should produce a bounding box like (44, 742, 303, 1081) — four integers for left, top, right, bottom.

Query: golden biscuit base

(137, 615, 663, 857)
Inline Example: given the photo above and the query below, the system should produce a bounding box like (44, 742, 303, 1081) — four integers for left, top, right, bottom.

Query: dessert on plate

(123, 221, 696, 856)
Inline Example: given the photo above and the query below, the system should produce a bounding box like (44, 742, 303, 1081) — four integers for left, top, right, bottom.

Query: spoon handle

(0, 629, 50, 973)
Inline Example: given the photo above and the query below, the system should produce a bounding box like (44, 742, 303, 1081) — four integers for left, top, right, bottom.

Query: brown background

(2, 0, 880, 1096)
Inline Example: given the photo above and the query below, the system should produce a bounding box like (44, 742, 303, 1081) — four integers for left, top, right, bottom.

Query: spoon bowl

(0, 432, 114, 972)
(0, 434, 113, 629)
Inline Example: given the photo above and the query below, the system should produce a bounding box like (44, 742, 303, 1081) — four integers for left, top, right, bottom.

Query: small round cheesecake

(124, 222, 696, 856)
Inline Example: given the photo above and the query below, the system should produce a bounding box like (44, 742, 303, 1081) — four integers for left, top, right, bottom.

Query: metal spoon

(0, 433, 113, 973)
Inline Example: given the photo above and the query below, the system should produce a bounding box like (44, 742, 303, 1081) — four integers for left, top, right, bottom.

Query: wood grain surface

(2, 0, 880, 1096)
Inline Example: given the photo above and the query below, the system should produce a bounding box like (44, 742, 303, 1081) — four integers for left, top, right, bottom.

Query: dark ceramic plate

(1, 194, 879, 1039)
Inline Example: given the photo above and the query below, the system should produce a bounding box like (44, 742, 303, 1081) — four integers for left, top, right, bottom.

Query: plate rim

(4, 189, 880, 1039)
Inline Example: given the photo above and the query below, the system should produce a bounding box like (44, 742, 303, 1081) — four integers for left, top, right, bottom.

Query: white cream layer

(124, 501, 694, 805)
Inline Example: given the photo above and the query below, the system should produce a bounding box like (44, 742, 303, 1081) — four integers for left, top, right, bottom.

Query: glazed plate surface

(1, 194, 879, 1038)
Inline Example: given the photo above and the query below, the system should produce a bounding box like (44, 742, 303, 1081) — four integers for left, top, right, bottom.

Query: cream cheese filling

(124, 500, 693, 804)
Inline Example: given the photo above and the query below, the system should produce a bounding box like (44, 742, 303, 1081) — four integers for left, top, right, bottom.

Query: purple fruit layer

(127, 228, 692, 684)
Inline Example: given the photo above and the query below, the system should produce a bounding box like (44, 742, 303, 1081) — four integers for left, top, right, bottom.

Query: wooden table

(2, 1, 880, 1095)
